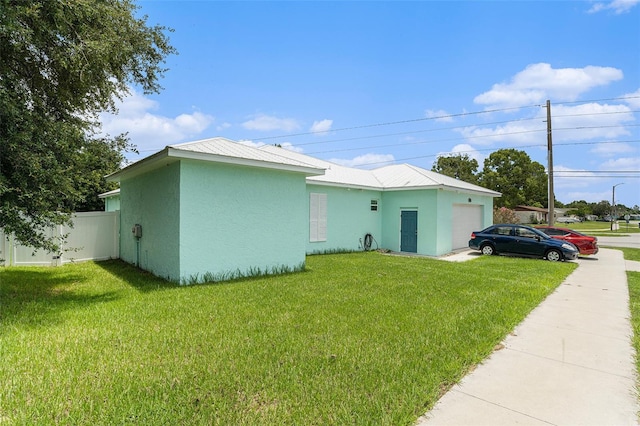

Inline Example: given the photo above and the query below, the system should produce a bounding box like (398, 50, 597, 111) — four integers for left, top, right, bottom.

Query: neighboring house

(514, 205, 548, 223)
(106, 137, 500, 283)
(98, 189, 121, 212)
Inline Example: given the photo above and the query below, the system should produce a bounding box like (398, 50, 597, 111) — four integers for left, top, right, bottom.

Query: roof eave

(306, 180, 381, 191)
(380, 184, 501, 197)
(107, 146, 325, 183)
(106, 148, 172, 182)
(168, 147, 324, 176)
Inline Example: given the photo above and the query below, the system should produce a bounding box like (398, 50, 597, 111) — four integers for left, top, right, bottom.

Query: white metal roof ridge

(107, 137, 499, 196)
(259, 145, 499, 195)
(169, 137, 323, 170)
(260, 145, 387, 189)
(107, 137, 325, 181)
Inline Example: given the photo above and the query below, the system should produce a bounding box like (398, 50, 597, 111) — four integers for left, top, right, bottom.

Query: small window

(370, 199, 378, 211)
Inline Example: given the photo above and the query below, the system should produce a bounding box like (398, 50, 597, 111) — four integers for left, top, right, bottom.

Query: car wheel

(481, 244, 495, 256)
(545, 249, 562, 262)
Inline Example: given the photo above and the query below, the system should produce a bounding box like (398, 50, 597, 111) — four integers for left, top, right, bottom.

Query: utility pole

(612, 182, 624, 231)
(546, 100, 555, 226)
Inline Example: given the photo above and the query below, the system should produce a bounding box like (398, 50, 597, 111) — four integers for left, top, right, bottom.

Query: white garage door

(452, 204, 483, 250)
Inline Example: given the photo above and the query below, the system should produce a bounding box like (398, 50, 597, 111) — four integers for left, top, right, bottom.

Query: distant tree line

(431, 149, 640, 216)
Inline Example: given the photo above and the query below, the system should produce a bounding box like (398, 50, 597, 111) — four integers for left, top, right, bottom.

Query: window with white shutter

(309, 193, 327, 242)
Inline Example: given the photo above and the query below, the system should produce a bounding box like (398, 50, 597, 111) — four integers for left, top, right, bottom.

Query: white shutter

(310, 193, 327, 242)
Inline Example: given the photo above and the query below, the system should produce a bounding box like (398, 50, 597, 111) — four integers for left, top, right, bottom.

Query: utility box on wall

(132, 224, 142, 238)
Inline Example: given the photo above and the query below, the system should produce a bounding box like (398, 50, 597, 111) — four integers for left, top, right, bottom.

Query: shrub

(494, 207, 520, 224)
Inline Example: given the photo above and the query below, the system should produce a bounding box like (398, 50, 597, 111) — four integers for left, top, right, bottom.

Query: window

(490, 226, 513, 236)
(371, 199, 378, 211)
(309, 193, 327, 242)
(516, 227, 537, 239)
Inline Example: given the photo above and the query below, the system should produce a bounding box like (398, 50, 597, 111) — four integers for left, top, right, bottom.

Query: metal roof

(98, 189, 121, 199)
(107, 137, 325, 182)
(107, 138, 500, 197)
(260, 145, 501, 196)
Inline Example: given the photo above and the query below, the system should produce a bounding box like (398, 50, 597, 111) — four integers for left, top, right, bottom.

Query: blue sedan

(469, 224, 578, 261)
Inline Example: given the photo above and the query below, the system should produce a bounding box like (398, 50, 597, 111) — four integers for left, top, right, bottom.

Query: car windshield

(527, 227, 550, 239)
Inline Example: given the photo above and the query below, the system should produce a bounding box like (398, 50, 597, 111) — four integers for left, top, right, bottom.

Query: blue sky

(100, 0, 640, 208)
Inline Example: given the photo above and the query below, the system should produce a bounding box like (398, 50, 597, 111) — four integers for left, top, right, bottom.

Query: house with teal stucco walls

(106, 137, 500, 283)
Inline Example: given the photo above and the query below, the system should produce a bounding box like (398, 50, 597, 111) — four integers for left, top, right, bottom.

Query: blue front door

(400, 210, 418, 253)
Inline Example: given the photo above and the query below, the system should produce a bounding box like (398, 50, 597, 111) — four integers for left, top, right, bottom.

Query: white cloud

(553, 165, 599, 189)
(474, 63, 623, 108)
(588, 0, 639, 14)
(589, 142, 636, 156)
(564, 190, 613, 203)
(436, 144, 484, 165)
(238, 139, 304, 153)
(458, 101, 635, 146)
(622, 88, 640, 108)
(279, 142, 305, 153)
(99, 89, 214, 152)
(600, 156, 640, 169)
(242, 114, 300, 132)
(552, 102, 634, 140)
(310, 119, 333, 134)
(457, 119, 544, 146)
(425, 109, 454, 123)
(329, 153, 395, 168)
(238, 139, 264, 149)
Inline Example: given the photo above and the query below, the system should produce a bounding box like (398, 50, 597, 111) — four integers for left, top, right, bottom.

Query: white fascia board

(435, 185, 502, 197)
(306, 181, 500, 197)
(98, 189, 121, 198)
(305, 180, 382, 191)
(378, 184, 501, 197)
(168, 148, 325, 176)
(106, 149, 174, 182)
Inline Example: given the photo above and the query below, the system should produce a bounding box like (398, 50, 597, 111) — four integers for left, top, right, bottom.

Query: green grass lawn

(566, 220, 640, 235)
(1, 253, 576, 425)
(621, 248, 640, 382)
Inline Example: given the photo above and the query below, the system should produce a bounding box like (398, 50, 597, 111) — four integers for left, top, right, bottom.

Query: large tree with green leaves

(1, 0, 175, 251)
(478, 149, 548, 208)
(431, 153, 479, 184)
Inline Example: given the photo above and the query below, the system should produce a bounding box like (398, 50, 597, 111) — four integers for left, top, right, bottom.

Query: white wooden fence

(0, 211, 119, 266)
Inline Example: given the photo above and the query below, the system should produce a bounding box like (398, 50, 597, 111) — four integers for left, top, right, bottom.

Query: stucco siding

(178, 160, 307, 281)
(305, 185, 382, 253)
(380, 189, 439, 255)
(434, 191, 492, 255)
(119, 162, 181, 281)
(104, 196, 120, 212)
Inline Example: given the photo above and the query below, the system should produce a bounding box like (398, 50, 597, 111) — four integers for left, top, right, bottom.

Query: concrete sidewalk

(418, 248, 639, 425)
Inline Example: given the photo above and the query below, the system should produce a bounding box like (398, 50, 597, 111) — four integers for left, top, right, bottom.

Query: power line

(554, 175, 640, 178)
(345, 139, 640, 168)
(286, 116, 545, 148)
(552, 109, 640, 119)
(253, 104, 543, 142)
(554, 170, 640, 173)
(132, 97, 640, 154)
(307, 128, 546, 155)
(553, 95, 640, 106)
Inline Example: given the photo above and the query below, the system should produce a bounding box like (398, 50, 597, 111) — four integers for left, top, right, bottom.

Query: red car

(535, 226, 599, 255)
